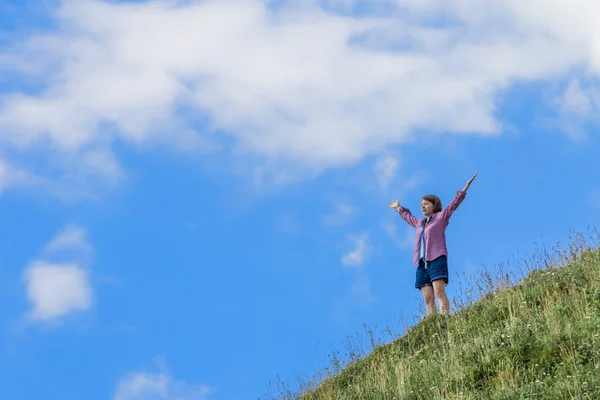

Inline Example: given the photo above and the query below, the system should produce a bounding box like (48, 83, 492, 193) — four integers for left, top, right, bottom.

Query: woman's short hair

(422, 195, 442, 213)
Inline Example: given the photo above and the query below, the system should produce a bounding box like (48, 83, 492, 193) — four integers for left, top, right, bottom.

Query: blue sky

(1, 1, 600, 399)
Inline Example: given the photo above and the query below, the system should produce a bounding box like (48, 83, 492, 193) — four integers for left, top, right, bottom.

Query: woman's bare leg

(432, 280, 450, 315)
(421, 285, 437, 316)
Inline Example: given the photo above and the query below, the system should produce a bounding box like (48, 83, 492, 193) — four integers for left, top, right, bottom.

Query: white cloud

(381, 220, 414, 249)
(0, 158, 44, 194)
(0, 159, 9, 193)
(0, 156, 107, 201)
(374, 155, 399, 191)
(114, 371, 214, 400)
(43, 224, 91, 254)
(23, 261, 93, 321)
(322, 201, 356, 226)
(1, 0, 600, 191)
(554, 78, 600, 140)
(341, 233, 370, 267)
(561, 80, 596, 116)
(22, 224, 94, 322)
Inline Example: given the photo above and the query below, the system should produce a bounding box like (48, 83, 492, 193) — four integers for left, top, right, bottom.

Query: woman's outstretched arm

(440, 172, 478, 220)
(462, 171, 478, 193)
(389, 200, 419, 228)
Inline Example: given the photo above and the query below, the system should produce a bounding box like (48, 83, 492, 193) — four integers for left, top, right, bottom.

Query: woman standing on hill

(389, 172, 478, 316)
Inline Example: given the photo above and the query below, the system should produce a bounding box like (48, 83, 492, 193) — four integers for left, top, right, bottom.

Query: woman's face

(421, 199, 434, 217)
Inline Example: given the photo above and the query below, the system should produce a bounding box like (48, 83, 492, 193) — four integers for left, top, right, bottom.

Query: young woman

(389, 172, 477, 316)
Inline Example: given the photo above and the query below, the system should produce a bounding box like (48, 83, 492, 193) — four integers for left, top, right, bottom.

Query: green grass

(261, 229, 600, 399)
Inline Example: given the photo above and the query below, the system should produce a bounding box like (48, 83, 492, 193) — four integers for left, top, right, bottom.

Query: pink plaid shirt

(397, 190, 467, 267)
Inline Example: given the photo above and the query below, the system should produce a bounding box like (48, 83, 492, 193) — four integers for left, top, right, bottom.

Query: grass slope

(264, 232, 600, 400)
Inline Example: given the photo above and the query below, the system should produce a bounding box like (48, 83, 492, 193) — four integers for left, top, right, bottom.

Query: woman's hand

(463, 172, 478, 192)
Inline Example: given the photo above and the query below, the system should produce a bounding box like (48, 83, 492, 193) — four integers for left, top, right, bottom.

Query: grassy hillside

(262, 231, 600, 399)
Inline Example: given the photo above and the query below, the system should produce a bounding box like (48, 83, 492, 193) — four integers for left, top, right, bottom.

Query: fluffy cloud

(0, 158, 42, 194)
(114, 371, 214, 400)
(341, 232, 370, 267)
(22, 224, 94, 322)
(23, 261, 93, 321)
(374, 155, 399, 191)
(0, 159, 8, 192)
(322, 201, 357, 226)
(554, 78, 600, 140)
(1, 0, 600, 191)
(43, 224, 91, 254)
(381, 220, 414, 249)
